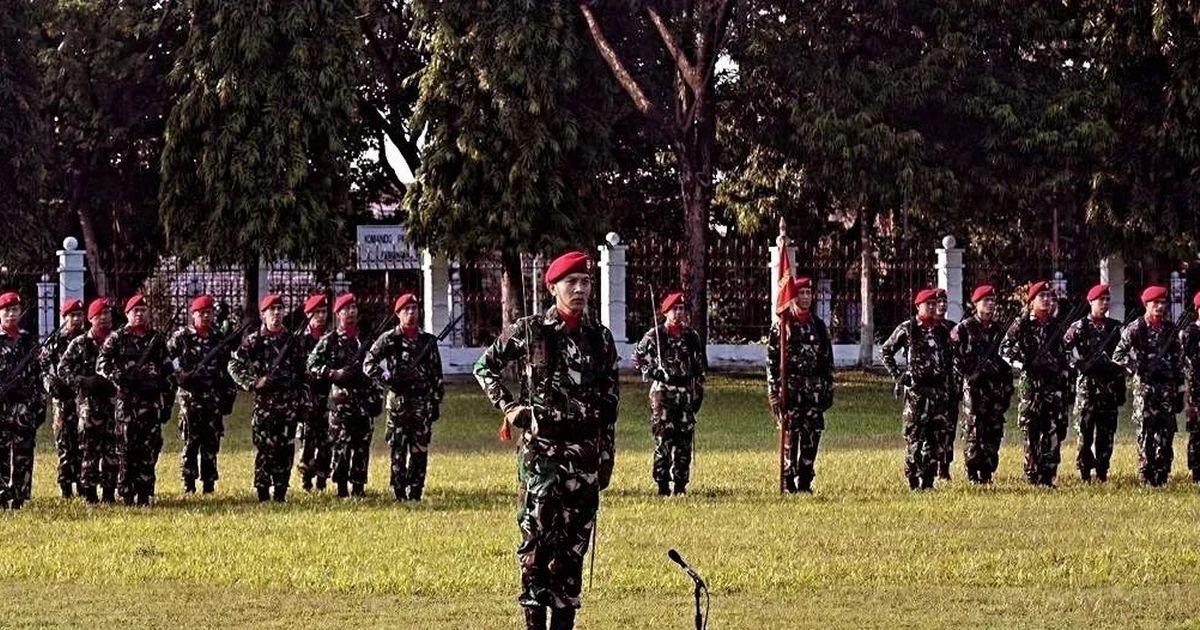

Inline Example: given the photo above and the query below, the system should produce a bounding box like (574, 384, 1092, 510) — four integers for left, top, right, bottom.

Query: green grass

(3, 372, 1200, 628)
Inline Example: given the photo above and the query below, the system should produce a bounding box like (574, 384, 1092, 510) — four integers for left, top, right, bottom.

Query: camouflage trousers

(179, 403, 223, 483)
(901, 386, 949, 484)
(79, 411, 119, 490)
(297, 401, 331, 484)
(387, 415, 432, 494)
(0, 425, 37, 503)
(1016, 386, 1069, 485)
(516, 435, 601, 611)
(940, 386, 962, 467)
(780, 403, 824, 489)
(650, 390, 696, 485)
(51, 398, 81, 485)
(1075, 405, 1118, 477)
(251, 408, 298, 489)
(115, 397, 165, 498)
(1187, 411, 1200, 475)
(1132, 386, 1176, 485)
(329, 410, 373, 486)
(961, 378, 1013, 481)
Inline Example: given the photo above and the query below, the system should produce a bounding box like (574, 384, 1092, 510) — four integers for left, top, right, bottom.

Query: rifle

(0, 315, 69, 399)
(964, 311, 1017, 383)
(176, 316, 257, 389)
(1023, 297, 1087, 373)
(1074, 307, 1144, 376)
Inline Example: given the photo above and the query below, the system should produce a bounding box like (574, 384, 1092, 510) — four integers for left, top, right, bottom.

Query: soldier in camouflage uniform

(297, 294, 332, 491)
(931, 289, 961, 480)
(96, 295, 175, 505)
(632, 291, 707, 496)
(1000, 281, 1072, 487)
(40, 298, 86, 498)
(1180, 291, 1200, 482)
(765, 278, 833, 494)
(59, 298, 119, 503)
(364, 293, 444, 502)
(950, 285, 1014, 484)
(475, 251, 619, 630)
(228, 294, 307, 502)
(0, 293, 46, 509)
(168, 295, 239, 494)
(1113, 285, 1185, 486)
(307, 293, 382, 499)
(1062, 284, 1126, 483)
(882, 288, 953, 490)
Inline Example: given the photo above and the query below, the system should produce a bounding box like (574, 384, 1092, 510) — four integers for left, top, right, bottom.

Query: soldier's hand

(175, 370, 195, 389)
(253, 375, 275, 391)
(503, 404, 532, 429)
(892, 380, 904, 400)
(650, 367, 670, 383)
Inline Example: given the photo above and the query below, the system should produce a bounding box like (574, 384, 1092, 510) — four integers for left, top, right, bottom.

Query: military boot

(122, 492, 136, 506)
(1079, 467, 1092, 483)
(202, 480, 215, 494)
(394, 487, 407, 502)
(273, 485, 287, 502)
(315, 477, 327, 491)
(522, 606, 547, 630)
(408, 486, 423, 502)
(657, 481, 671, 496)
(919, 474, 935, 490)
(60, 482, 74, 498)
(101, 486, 116, 504)
(938, 462, 951, 481)
(256, 486, 271, 502)
(183, 479, 196, 494)
(9, 498, 23, 510)
(1192, 469, 1200, 483)
(81, 485, 99, 504)
(351, 483, 366, 498)
(301, 476, 313, 492)
(336, 481, 349, 498)
(1096, 468, 1108, 483)
(673, 481, 688, 496)
(907, 476, 920, 491)
(549, 606, 576, 630)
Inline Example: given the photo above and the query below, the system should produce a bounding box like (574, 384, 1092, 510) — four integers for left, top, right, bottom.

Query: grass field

(3, 371, 1200, 629)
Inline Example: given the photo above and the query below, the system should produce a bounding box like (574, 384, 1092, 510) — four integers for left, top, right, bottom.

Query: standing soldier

(1113, 285, 1185, 486)
(0, 292, 46, 509)
(765, 278, 833, 494)
(950, 285, 1014, 484)
(96, 295, 174, 505)
(1062, 284, 1126, 483)
(1000, 281, 1072, 487)
(59, 298, 119, 503)
(297, 294, 331, 491)
(933, 288, 961, 480)
(474, 251, 619, 630)
(168, 295, 238, 494)
(632, 291, 707, 496)
(1180, 291, 1200, 482)
(882, 287, 953, 490)
(307, 293, 381, 499)
(41, 298, 86, 498)
(363, 293, 445, 502)
(228, 294, 307, 502)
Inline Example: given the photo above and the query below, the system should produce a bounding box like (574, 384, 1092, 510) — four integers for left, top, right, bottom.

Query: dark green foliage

(0, 0, 47, 265)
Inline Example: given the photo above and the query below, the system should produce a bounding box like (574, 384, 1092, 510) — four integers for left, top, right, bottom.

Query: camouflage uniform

(228, 326, 307, 492)
(632, 323, 706, 493)
(59, 330, 119, 498)
(0, 328, 46, 506)
(1113, 317, 1184, 486)
(950, 315, 1014, 483)
(882, 318, 953, 489)
(1180, 321, 1200, 480)
(937, 317, 963, 477)
(40, 326, 84, 491)
(1000, 314, 1071, 486)
(363, 327, 445, 500)
(307, 329, 382, 491)
(765, 314, 832, 493)
(168, 325, 238, 489)
(297, 326, 332, 489)
(96, 326, 174, 502)
(474, 308, 619, 614)
(1063, 315, 1126, 481)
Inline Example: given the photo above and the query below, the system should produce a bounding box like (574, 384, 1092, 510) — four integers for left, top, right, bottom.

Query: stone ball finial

(605, 232, 621, 247)
(63, 236, 78, 251)
(1054, 271, 1064, 280)
(941, 235, 956, 249)
(335, 272, 346, 281)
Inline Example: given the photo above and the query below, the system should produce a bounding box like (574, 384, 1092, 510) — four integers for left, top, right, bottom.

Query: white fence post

(1099, 255, 1126, 320)
(37, 275, 56, 342)
(422, 251, 451, 343)
(935, 235, 964, 322)
(57, 236, 85, 311)
(1171, 271, 1186, 322)
(598, 232, 628, 343)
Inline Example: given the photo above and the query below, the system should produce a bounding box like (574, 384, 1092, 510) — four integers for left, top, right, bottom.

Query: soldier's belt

(530, 422, 599, 442)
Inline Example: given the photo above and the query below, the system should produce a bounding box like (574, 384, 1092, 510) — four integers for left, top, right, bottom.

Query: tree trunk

(500, 250, 523, 331)
(676, 90, 715, 344)
(75, 207, 110, 297)
(243, 256, 259, 320)
(858, 208, 875, 367)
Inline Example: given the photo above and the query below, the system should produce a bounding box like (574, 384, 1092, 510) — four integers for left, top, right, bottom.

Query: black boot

(1080, 467, 1092, 483)
(783, 476, 798, 494)
(408, 486, 423, 502)
(673, 481, 688, 496)
(908, 476, 920, 490)
(183, 479, 196, 494)
(102, 486, 116, 504)
(315, 477, 327, 491)
(1096, 468, 1108, 483)
(920, 474, 935, 490)
(9, 498, 23, 510)
(657, 481, 671, 496)
(549, 606, 576, 630)
(60, 482, 74, 498)
(122, 492, 135, 506)
(202, 480, 215, 494)
(795, 477, 812, 493)
(273, 485, 287, 502)
(256, 486, 271, 502)
(301, 476, 313, 492)
(351, 483, 366, 497)
(336, 481, 349, 498)
(135, 493, 151, 506)
(394, 487, 407, 502)
(523, 606, 547, 630)
(1192, 469, 1200, 483)
(81, 485, 99, 504)
(938, 462, 951, 481)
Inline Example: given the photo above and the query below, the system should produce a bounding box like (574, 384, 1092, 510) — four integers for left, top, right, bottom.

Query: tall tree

(0, 0, 46, 266)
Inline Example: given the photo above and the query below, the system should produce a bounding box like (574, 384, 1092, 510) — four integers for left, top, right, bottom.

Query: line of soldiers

(0, 288, 445, 509)
(883, 280, 1200, 490)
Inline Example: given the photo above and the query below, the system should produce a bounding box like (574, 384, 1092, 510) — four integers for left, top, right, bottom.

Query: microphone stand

(668, 549, 709, 630)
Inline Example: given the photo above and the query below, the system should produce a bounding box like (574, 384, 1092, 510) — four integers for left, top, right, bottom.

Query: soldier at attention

(0, 292, 46, 509)
(1179, 290, 1200, 483)
(474, 251, 619, 630)
(932, 287, 961, 480)
(40, 298, 86, 498)
(297, 294, 332, 492)
(950, 285, 1014, 484)
(1062, 284, 1126, 483)
(58, 298, 119, 503)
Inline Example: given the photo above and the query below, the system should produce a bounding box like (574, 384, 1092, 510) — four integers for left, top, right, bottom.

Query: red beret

(86, 298, 109, 320)
(1140, 285, 1168, 304)
(303, 294, 327, 315)
(1026, 281, 1051, 303)
(544, 251, 592, 285)
(970, 285, 996, 303)
(190, 295, 215, 312)
(393, 293, 417, 312)
(1086, 284, 1110, 303)
(333, 293, 356, 314)
(933, 287, 948, 299)
(1193, 291, 1200, 308)
(914, 288, 938, 306)
(124, 294, 146, 313)
(0, 292, 22, 311)
(61, 298, 83, 316)
(792, 277, 812, 290)
(659, 291, 684, 314)
(258, 294, 283, 312)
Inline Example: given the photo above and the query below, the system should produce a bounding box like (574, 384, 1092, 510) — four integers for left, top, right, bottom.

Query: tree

(405, 0, 615, 329)
(0, 0, 45, 267)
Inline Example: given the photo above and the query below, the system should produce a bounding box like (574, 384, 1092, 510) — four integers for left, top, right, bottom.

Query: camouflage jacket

(300, 326, 331, 398)
(1181, 323, 1200, 413)
(0, 328, 46, 426)
(766, 314, 833, 409)
(882, 318, 952, 388)
(631, 324, 706, 396)
(306, 328, 382, 416)
(1000, 313, 1070, 389)
(1063, 316, 1124, 380)
(167, 326, 238, 411)
(96, 325, 174, 404)
(1113, 317, 1184, 386)
(363, 327, 445, 409)
(950, 316, 1012, 383)
(40, 326, 84, 401)
(228, 326, 308, 405)
(58, 330, 116, 419)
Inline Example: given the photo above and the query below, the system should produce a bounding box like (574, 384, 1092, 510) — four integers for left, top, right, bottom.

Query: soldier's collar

(544, 306, 588, 330)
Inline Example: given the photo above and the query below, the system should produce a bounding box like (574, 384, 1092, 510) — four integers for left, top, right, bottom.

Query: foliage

(0, 0, 46, 265)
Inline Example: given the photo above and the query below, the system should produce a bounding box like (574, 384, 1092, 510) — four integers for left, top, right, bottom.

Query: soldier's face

(551, 273, 591, 314)
(0, 305, 20, 328)
(934, 298, 948, 317)
(263, 304, 285, 330)
(1090, 296, 1110, 318)
(665, 303, 686, 326)
(1147, 299, 1167, 319)
(90, 310, 112, 332)
(337, 304, 359, 328)
(192, 308, 214, 329)
(397, 303, 420, 329)
(1032, 291, 1054, 314)
(794, 288, 813, 311)
(310, 307, 328, 328)
(975, 297, 996, 318)
(63, 311, 84, 332)
(128, 305, 149, 328)
(916, 302, 934, 318)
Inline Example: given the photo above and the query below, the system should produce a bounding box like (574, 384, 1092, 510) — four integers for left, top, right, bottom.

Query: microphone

(668, 548, 707, 588)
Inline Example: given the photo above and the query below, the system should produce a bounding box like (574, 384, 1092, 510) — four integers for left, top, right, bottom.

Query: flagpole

(777, 218, 790, 494)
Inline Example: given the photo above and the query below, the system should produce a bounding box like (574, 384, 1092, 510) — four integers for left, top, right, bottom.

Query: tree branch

(644, 6, 701, 93)
(578, 2, 656, 117)
(359, 100, 421, 173)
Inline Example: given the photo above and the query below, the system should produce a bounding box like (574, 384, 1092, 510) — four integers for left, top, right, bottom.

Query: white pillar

(1051, 271, 1068, 299)
(422, 250, 451, 343)
(37, 275, 55, 342)
(331, 271, 350, 296)
(1170, 271, 1186, 322)
(935, 235, 964, 322)
(816, 277, 833, 323)
(1100, 254, 1126, 321)
(598, 232, 628, 343)
(531, 254, 545, 315)
(57, 236, 85, 311)
(447, 261, 463, 346)
(769, 242, 798, 325)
